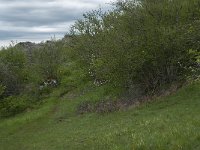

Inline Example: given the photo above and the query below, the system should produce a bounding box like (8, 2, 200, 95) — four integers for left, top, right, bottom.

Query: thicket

(0, 41, 70, 117)
(0, 0, 200, 117)
(71, 0, 200, 95)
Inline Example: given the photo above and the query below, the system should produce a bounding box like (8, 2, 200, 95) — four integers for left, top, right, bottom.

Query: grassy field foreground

(0, 82, 200, 150)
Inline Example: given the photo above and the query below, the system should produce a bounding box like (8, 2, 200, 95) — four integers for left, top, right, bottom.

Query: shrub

(71, 0, 200, 95)
(0, 84, 5, 98)
(0, 96, 30, 117)
(0, 45, 30, 96)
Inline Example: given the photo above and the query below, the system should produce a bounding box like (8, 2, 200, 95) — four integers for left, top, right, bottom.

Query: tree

(32, 40, 67, 85)
(70, 0, 199, 94)
(0, 45, 29, 97)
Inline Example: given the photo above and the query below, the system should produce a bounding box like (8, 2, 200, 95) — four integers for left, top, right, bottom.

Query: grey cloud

(0, 8, 82, 26)
(0, 30, 23, 40)
(0, 0, 114, 46)
(0, 30, 65, 40)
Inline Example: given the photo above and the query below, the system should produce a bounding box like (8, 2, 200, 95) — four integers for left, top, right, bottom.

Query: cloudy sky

(0, 0, 114, 47)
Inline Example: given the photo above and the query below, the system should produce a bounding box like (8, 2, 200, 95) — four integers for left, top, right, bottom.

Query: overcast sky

(0, 0, 115, 47)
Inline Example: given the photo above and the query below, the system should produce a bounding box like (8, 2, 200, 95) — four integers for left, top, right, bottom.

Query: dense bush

(0, 95, 30, 117)
(71, 0, 200, 94)
(0, 45, 30, 97)
(0, 84, 5, 97)
(0, 40, 70, 117)
(32, 40, 68, 84)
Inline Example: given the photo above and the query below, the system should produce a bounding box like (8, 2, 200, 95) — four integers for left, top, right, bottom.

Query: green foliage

(59, 63, 89, 90)
(0, 84, 5, 97)
(71, 0, 200, 94)
(0, 95, 30, 117)
(0, 45, 29, 96)
(1, 0, 200, 118)
(32, 40, 67, 83)
(0, 0, 199, 148)
(0, 39, 70, 116)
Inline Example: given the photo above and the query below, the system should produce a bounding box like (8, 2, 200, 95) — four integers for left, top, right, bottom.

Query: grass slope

(0, 82, 200, 150)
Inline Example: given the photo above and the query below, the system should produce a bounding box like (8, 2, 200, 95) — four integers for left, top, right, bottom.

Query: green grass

(0, 82, 200, 150)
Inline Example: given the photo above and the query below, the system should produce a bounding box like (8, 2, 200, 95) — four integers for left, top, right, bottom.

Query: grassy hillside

(0, 82, 199, 150)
